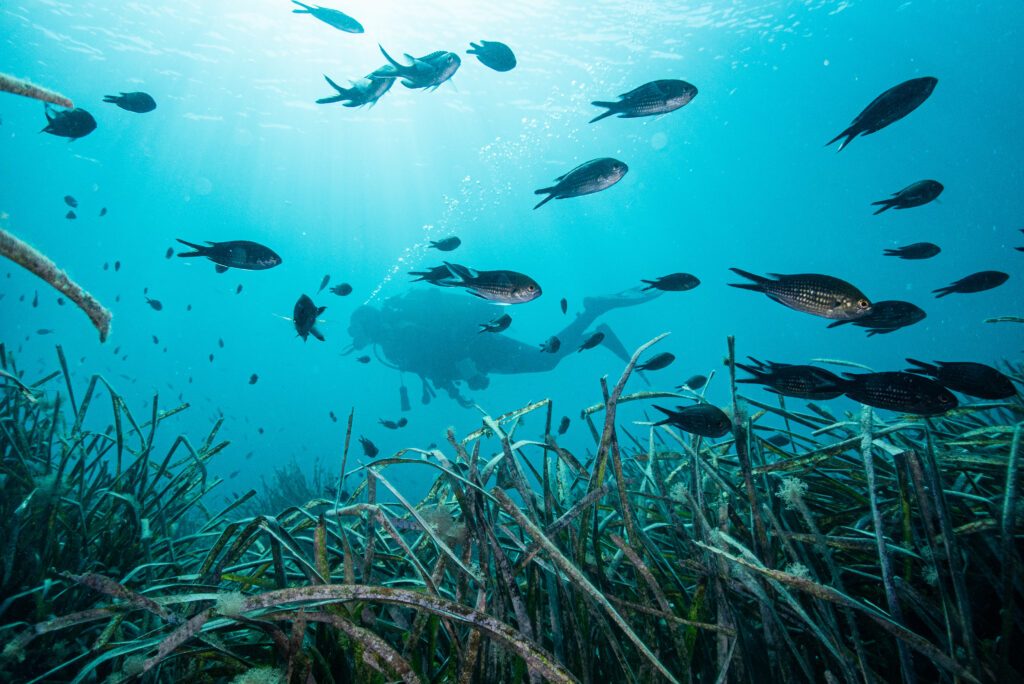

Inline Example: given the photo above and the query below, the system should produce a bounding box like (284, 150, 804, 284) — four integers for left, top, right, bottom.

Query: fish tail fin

(589, 101, 618, 123)
(651, 405, 675, 425)
(379, 45, 404, 71)
(882, 248, 901, 257)
(467, 42, 481, 55)
(102, 94, 123, 104)
(291, 0, 312, 12)
(932, 285, 954, 298)
(826, 126, 857, 151)
(175, 239, 209, 257)
(533, 188, 556, 209)
(871, 199, 896, 215)
(317, 75, 351, 104)
(904, 358, 937, 375)
(727, 267, 769, 291)
(640, 280, 655, 290)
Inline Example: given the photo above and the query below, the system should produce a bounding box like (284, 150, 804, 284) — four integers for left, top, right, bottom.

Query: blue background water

(2, 0, 1021, 501)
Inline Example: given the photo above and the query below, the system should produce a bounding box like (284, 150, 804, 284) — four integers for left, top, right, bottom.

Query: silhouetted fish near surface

(590, 79, 698, 123)
(356, 355, 370, 364)
(439, 263, 541, 304)
(145, 297, 163, 311)
(359, 436, 379, 458)
(165, 247, 174, 259)
(176, 239, 282, 271)
(905, 359, 1016, 399)
(652, 404, 731, 438)
(933, 271, 1008, 298)
(249, 374, 258, 385)
(560, 298, 567, 314)
(235, 284, 243, 295)
(331, 283, 353, 296)
(291, 0, 363, 33)
(467, 40, 516, 72)
(534, 158, 628, 209)
(65, 210, 76, 220)
(114, 261, 121, 272)
(884, 242, 940, 260)
(429, 236, 461, 251)
(681, 374, 707, 390)
(540, 336, 561, 353)
(64, 195, 77, 208)
(99, 207, 107, 217)
(642, 273, 700, 292)
(838, 371, 957, 416)
(318, 275, 330, 292)
(36, 328, 53, 335)
(103, 91, 156, 113)
(828, 299, 926, 336)
(729, 269, 872, 320)
(317, 73, 392, 107)
(735, 358, 844, 399)
(374, 47, 461, 90)
(42, 106, 96, 139)
(480, 313, 512, 333)
(636, 352, 675, 372)
(827, 77, 937, 151)
(293, 294, 326, 342)
(31, 292, 37, 308)
(557, 416, 570, 435)
(578, 332, 605, 352)
(872, 180, 943, 215)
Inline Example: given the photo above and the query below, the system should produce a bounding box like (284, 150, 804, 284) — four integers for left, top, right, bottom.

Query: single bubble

(194, 177, 213, 195)
(651, 132, 668, 150)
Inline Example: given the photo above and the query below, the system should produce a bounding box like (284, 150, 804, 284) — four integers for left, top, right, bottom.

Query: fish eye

(857, 299, 869, 309)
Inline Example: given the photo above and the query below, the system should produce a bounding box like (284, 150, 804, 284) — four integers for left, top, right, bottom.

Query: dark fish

(827, 77, 938, 151)
(636, 352, 675, 372)
(330, 283, 353, 296)
(57, 297, 64, 306)
(65, 210, 76, 220)
(467, 40, 516, 72)
(152, 335, 159, 344)
(410, 264, 458, 284)
(42, 106, 96, 139)
(293, 294, 326, 342)
(933, 271, 1008, 298)
(642, 273, 700, 292)
(560, 298, 567, 314)
(905, 359, 1016, 400)
(838, 371, 957, 416)
(540, 336, 561, 353)
(359, 436, 379, 458)
(590, 79, 698, 124)
(374, 47, 461, 90)
(318, 274, 330, 293)
(329, 411, 337, 423)
(31, 291, 37, 308)
(229, 470, 240, 479)
(534, 158, 628, 209)
(114, 261, 121, 272)
(317, 73, 393, 107)
(379, 418, 408, 429)
(145, 297, 163, 311)
(99, 207, 107, 217)
(480, 313, 512, 333)
(883, 242, 940, 260)
(102, 91, 156, 113)
(235, 284, 243, 294)
(218, 338, 225, 348)
(36, 328, 53, 335)
(291, 0, 363, 32)
(578, 332, 605, 352)
(652, 404, 731, 438)
(872, 180, 943, 215)
(439, 262, 541, 304)
(356, 355, 370, 364)
(557, 416, 570, 435)
(828, 300, 925, 336)
(249, 374, 258, 385)
(186, 304, 192, 311)
(165, 247, 174, 259)
(681, 374, 707, 390)
(209, 353, 215, 362)
(734, 358, 844, 399)
(766, 434, 790, 447)
(429, 236, 461, 251)
(176, 239, 282, 271)
(103, 262, 109, 271)
(729, 269, 872, 320)
(64, 195, 78, 208)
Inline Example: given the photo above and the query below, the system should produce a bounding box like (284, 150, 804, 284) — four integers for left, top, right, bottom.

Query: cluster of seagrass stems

(0, 336, 1021, 683)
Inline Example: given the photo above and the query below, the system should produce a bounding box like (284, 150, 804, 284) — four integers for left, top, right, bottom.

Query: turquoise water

(2, 1, 1021, 497)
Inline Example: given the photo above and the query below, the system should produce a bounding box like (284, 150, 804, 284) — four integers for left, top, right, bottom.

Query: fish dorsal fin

(316, 306, 327, 315)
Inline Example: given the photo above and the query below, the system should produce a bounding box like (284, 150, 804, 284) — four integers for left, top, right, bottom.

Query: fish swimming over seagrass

(827, 300, 926, 336)
(729, 269, 872, 320)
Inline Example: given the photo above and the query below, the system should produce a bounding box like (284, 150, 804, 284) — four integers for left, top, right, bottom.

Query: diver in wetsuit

(345, 286, 660, 407)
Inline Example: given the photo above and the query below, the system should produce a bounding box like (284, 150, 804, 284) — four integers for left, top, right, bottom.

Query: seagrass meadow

(0, 337, 1021, 684)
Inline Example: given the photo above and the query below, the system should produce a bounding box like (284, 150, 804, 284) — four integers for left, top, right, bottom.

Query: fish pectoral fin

(214, 264, 229, 274)
(316, 306, 327, 315)
(310, 326, 325, 342)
